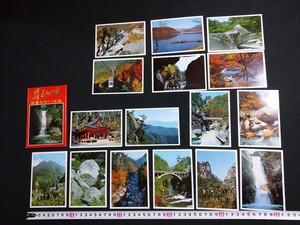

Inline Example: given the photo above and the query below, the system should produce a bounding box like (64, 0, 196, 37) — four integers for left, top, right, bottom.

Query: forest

(209, 16, 262, 34)
(154, 153, 192, 208)
(111, 152, 148, 207)
(29, 104, 63, 144)
(93, 59, 143, 93)
(209, 52, 265, 88)
(31, 160, 65, 207)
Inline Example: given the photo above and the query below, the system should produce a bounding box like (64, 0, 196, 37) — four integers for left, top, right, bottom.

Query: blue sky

(118, 150, 147, 160)
(154, 149, 192, 168)
(130, 108, 179, 128)
(32, 152, 67, 167)
(196, 150, 236, 180)
(152, 16, 202, 29)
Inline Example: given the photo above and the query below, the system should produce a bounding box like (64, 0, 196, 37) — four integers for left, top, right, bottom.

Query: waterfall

(251, 156, 271, 205)
(39, 110, 47, 136)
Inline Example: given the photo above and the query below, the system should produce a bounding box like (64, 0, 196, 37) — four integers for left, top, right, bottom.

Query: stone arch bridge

(154, 171, 189, 180)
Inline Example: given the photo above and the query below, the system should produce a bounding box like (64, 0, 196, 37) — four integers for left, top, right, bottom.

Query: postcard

(207, 14, 264, 52)
(240, 148, 285, 211)
(237, 90, 281, 148)
(125, 107, 180, 146)
(70, 110, 122, 148)
(151, 15, 205, 54)
(95, 21, 145, 58)
(30, 151, 67, 208)
(153, 149, 194, 209)
(190, 91, 231, 147)
(69, 150, 107, 208)
(110, 150, 149, 208)
(196, 149, 238, 210)
(208, 51, 267, 89)
(26, 85, 67, 148)
(152, 54, 206, 92)
(92, 58, 143, 94)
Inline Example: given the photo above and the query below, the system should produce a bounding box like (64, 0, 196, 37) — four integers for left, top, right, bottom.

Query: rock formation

(209, 25, 263, 51)
(241, 150, 256, 204)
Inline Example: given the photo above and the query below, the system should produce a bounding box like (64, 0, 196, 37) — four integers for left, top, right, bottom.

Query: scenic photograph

(152, 54, 206, 92)
(111, 150, 149, 208)
(240, 149, 285, 211)
(93, 58, 143, 94)
(28, 104, 63, 146)
(190, 91, 231, 147)
(70, 110, 122, 148)
(153, 149, 193, 209)
(30, 152, 67, 207)
(238, 90, 281, 147)
(69, 151, 106, 207)
(95, 21, 145, 57)
(208, 51, 267, 89)
(196, 149, 238, 210)
(207, 14, 264, 51)
(151, 16, 205, 54)
(126, 108, 180, 146)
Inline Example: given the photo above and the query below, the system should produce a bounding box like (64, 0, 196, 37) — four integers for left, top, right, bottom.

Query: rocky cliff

(241, 150, 256, 204)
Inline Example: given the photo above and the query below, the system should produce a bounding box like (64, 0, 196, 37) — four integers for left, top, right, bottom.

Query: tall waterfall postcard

(125, 107, 180, 146)
(70, 110, 122, 148)
(26, 85, 67, 148)
(30, 151, 67, 208)
(196, 149, 238, 210)
(110, 150, 149, 209)
(237, 90, 281, 148)
(95, 21, 145, 58)
(207, 14, 264, 52)
(151, 15, 205, 55)
(92, 58, 143, 94)
(69, 150, 107, 208)
(190, 91, 231, 147)
(152, 54, 206, 93)
(153, 149, 194, 209)
(240, 149, 285, 211)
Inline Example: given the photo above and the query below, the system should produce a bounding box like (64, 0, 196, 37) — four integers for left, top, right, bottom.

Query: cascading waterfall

(251, 156, 271, 206)
(39, 110, 47, 136)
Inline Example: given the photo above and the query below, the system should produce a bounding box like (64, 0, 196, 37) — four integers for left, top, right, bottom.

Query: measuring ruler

(25, 210, 300, 220)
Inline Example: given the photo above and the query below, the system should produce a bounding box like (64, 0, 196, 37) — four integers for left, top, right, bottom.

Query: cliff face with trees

(197, 161, 237, 209)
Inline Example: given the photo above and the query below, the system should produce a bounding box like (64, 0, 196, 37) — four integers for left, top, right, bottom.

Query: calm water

(153, 33, 203, 53)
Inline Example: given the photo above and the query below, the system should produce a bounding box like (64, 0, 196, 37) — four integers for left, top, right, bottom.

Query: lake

(153, 32, 203, 53)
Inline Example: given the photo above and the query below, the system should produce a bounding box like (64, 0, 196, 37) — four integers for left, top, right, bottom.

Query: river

(117, 170, 146, 207)
(153, 33, 203, 53)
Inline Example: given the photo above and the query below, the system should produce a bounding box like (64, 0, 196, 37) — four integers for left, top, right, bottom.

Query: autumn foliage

(111, 164, 128, 193)
(117, 60, 143, 92)
(209, 52, 264, 88)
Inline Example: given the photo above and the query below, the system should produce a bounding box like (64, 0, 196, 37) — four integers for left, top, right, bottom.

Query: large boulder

(78, 160, 100, 186)
(82, 187, 102, 205)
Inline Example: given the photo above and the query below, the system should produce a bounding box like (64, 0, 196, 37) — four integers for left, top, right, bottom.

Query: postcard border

(152, 149, 194, 210)
(237, 89, 282, 148)
(109, 149, 150, 209)
(69, 109, 123, 148)
(206, 14, 265, 53)
(125, 107, 181, 147)
(189, 90, 232, 147)
(30, 151, 68, 208)
(151, 53, 207, 93)
(195, 149, 239, 210)
(239, 148, 286, 211)
(151, 15, 206, 55)
(95, 21, 146, 58)
(69, 150, 107, 208)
